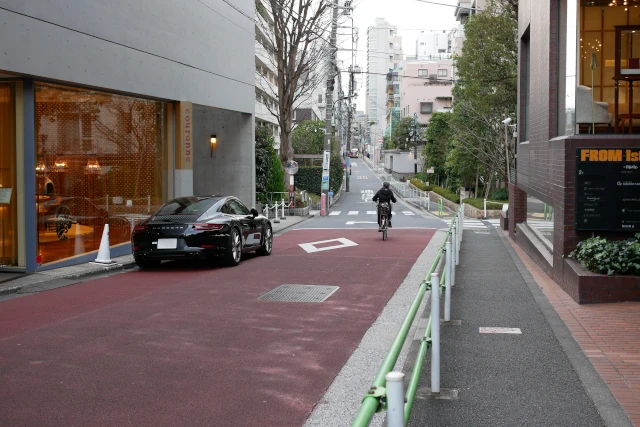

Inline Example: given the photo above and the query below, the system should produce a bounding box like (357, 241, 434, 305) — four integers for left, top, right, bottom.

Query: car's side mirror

(250, 208, 259, 218)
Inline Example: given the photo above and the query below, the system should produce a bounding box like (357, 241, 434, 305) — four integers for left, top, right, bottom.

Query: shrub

(412, 173, 429, 182)
(432, 186, 460, 204)
(293, 155, 344, 196)
(410, 178, 432, 192)
(569, 234, 640, 276)
(490, 188, 509, 201)
(460, 198, 505, 210)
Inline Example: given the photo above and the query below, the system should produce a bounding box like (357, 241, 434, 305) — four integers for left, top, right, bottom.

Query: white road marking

(329, 211, 341, 216)
(348, 211, 358, 215)
(479, 327, 522, 334)
(345, 221, 378, 225)
(402, 211, 415, 216)
(367, 211, 377, 215)
(299, 238, 358, 253)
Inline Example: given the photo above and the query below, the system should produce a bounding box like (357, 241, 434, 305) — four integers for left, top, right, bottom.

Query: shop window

(418, 69, 428, 77)
(0, 83, 17, 266)
(35, 83, 169, 265)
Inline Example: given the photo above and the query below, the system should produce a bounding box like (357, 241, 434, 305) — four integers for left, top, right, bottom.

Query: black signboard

(576, 148, 640, 231)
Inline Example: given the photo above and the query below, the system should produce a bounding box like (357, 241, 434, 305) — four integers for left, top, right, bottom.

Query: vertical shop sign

(176, 102, 193, 170)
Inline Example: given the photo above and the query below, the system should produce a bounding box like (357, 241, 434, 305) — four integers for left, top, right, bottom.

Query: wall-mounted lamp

(210, 135, 217, 158)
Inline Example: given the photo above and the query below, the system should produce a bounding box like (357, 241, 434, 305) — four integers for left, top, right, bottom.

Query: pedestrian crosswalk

(325, 210, 419, 217)
(445, 218, 554, 231)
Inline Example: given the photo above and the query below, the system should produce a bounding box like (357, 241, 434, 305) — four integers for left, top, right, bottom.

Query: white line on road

(329, 211, 341, 216)
(348, 211, 358, 215)
(479, 327, 522, 334)
(402, 211, 415, 216)
(367, 211, 376, 215)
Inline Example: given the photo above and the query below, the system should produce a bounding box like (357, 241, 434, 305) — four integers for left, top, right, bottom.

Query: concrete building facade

(366, 18, 402, 152)
(0, 0, 255, 272)
(400, 60, 454, 124)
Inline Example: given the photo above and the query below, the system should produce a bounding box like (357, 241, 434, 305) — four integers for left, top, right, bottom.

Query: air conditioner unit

(429, 74, 437, 81)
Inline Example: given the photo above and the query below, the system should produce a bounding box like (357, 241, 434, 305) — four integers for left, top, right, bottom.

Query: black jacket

(372, 188, 396, 204)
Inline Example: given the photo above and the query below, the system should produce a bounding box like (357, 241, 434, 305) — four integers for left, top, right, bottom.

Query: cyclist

(372, 181, 397, 228)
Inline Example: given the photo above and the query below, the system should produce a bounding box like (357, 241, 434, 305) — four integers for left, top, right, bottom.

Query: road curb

(0, 260, 137, 297)
(273, 214, 315, 234)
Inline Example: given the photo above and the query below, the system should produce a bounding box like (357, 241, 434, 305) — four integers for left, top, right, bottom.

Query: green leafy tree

(383, 135, 394, 149)
(451, 0, 517, 198)
(292, 120, 326, 154)
(255, 126, 285, 203)
(423, 112, 452, 180)
(391, 117, 416, 150)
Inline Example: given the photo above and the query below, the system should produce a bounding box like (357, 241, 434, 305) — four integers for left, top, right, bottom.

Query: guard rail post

(281, 198, 287, 220)
(457, 214, 462, 260)
(274, 201, 280, 223)
(385, 372, 405, 427)
(430, 272, 441, 394)
(264, 203, 269, 217)
(444, 239, 452, 322)
(454, 222, 459, 266)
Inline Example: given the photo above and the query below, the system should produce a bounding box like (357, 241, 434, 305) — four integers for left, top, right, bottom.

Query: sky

(333, 0, 460, 111)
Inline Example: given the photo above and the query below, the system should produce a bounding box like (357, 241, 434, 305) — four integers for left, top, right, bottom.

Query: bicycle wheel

(382, 229, 387, 240)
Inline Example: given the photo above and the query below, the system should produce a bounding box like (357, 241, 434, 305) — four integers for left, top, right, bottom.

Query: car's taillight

(192, 223, 224, 231)
(133, 225, 147, 233)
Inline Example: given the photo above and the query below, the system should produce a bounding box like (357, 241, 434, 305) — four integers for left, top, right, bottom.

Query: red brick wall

(508, 182, 526, 239)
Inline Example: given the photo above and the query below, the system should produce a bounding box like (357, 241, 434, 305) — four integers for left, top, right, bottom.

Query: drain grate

(258, 284, 339, 303)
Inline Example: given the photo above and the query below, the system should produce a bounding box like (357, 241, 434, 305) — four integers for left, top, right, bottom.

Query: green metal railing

(351, 208, 460, 426)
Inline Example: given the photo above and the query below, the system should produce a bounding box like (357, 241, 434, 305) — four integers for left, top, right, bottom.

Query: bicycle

(377, 202, 390, 240)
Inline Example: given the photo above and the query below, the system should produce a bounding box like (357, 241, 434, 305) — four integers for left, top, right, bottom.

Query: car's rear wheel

(135, 257, 161, 269)
(257, 224, 272, 256)
(225, 228, 242, 266)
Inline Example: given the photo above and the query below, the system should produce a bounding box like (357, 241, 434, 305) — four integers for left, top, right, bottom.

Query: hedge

(410, 178, 432, 192)
(294, 154, 344, 195)
(461, 198, 505, 210)
(431, 186, 460, 204)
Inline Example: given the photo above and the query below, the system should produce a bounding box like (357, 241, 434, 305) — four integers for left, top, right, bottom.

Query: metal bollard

(430, 272, 441, 394)
(385, 372, 405, 427)
(483, 198, 487, 219)
(264, 203, 269, 217)
(453, 223, 459, 267)
(274, 201, 280, 223)
(281, 198, 287, 220)
(445, 239, 452, 322)
(428, 193, 430, 211)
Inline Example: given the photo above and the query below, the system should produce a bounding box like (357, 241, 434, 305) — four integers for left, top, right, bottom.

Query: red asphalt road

(0, 229, 434, 427)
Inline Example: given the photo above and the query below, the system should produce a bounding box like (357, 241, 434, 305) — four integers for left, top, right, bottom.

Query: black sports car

(131, 196, 272, 268)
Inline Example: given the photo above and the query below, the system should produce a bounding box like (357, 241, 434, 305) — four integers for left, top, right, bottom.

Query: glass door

(0, 82, 17, 266)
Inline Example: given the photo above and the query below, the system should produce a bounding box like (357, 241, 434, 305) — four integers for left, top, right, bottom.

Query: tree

(255, 126, 285, 203)
(451, 0, 517, 197)
(423, 112, 452, 180)
(256, 0, 332, 165)
(391, 117, 415, 150)
(292, 120, 325, 154)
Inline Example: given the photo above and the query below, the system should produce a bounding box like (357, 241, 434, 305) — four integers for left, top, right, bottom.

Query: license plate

(157, 238, 177, 249)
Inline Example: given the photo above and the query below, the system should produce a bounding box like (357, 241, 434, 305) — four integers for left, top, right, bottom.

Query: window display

(35, 83, 169, 264)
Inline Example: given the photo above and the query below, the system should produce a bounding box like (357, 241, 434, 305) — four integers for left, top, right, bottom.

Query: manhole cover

(258, 284, 339, 303)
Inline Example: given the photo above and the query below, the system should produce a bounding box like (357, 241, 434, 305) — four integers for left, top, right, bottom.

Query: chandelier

(609, 1, 640, 6)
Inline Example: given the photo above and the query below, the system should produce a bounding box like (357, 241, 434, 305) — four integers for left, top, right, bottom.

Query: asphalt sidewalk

(407, 227, 634, 427)
(0, 214, 311, 297)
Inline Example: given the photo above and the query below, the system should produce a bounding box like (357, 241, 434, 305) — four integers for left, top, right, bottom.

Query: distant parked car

(131, 195, 272, 268)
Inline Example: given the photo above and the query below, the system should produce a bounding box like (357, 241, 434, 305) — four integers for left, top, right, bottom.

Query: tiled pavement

(504, 230, 640, 426)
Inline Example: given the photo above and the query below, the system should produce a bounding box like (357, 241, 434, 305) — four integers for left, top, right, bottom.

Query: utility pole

(346, 67, 354, 192)
(321, 1, 339, 216)
(413, 112, 418, 175)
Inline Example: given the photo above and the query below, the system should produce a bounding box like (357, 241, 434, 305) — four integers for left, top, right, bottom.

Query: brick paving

(504, 230, 640, 426)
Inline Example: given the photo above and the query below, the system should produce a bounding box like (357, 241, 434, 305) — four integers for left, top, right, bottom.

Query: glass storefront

(0, 82, 17, 266)
(35, 83, 169, 265)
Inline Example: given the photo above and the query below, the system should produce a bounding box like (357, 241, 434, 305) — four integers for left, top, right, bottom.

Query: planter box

(563, 258, 640, 304)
